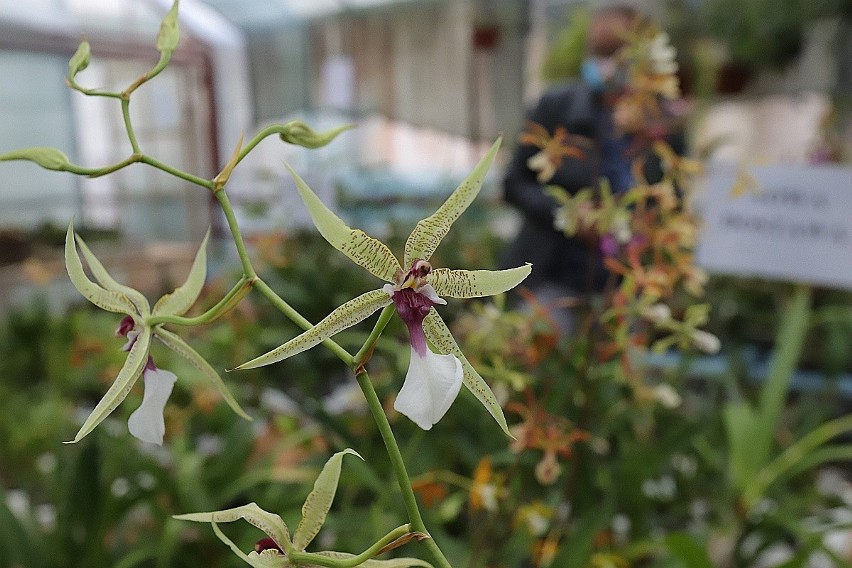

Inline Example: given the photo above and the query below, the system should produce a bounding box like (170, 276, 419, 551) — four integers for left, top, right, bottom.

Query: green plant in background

(540, 8, 590, 83)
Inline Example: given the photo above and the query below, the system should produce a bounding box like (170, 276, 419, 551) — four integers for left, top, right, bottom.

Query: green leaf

(152, 229, 209, 316)
(235, 289, 392, 370)
(293, 449, 363, 551)
(310, 551, 433, 568)
(0, 147, 70, 171)
(68, 38, 91, 80)
(403, 137, 501, 267)
(279, 120, 353, 149)
(156, 0, 180, 56)
(422, 309, 511, 436)
(664, 533, 713, 568)
(174, 502, 292, 554)
(66, 327, 152, 443)
(154, 327, 250, 420)
(722, 401, 761, 492)
(74, 232, 150, 315)
(286, 163, 401, 282)
(428, 264, 531, 299)
(65, 223, 139, 315)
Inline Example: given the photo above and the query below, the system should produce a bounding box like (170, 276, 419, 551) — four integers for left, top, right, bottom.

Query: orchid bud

(0, 147, 71, 171)
(279, 120, 351, 149)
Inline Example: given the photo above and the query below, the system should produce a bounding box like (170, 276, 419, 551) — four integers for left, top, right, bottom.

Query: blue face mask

(581, 58, 606, 91)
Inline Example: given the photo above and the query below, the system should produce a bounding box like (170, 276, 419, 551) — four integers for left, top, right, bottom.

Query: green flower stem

(65, 155, 141, 178)
(287, 524, 414, 568)
(213, 189, 258, 278)
(140, 155, 214, 189)
(238, 124, 291, 163)
(353, 304, 396, 368)
(66, 80, 122, 99)
(122, 52, 171, 98)
(354, 369, 453, 568)
(121, 98, 142, 154)
(146, 277, 254, 327)
(253, 278, 353, 366)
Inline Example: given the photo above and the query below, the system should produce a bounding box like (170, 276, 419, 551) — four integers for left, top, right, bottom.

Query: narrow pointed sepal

(66, 327, 153, 443)
(74, 232, 150, 315)
(127, 367, 177, 445)
(403, 137, 501, 267)
(152, 229, 210, 316)
(293, 449, 363, 551)
(286, 163, 401, 282)
(155, 327, 251, 420)
(429, 264, 532, 299)
(65, 223, 140, 315)
(421, 310, 511, 436)
(174, 503, 293, 555)
(394, 347, 463, 430)
(235, 289, 393, 370)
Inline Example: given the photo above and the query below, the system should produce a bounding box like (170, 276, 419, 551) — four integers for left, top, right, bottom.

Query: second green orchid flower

(64, 224, 249, 445)
(235, 138, 531, 434)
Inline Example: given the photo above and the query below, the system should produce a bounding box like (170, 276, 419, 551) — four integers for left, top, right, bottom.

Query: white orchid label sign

(695, 164, 852, 290)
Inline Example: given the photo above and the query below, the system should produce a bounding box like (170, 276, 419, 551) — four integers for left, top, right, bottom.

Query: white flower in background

(649, 32, 678, 76)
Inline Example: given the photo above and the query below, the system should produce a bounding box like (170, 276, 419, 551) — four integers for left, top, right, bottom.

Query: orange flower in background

(508, 394, 591, 485)
(520, 123, 590, 183)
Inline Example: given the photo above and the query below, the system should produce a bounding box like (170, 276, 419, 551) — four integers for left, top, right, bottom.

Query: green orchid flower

(64, 224, 249, 445)
(234, 138, 531, 434)
(176, 449, 433, 568)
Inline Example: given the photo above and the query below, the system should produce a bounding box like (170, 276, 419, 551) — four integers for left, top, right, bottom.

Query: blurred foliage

(1, 222, 851, 567)
(541, 8, 590, 83)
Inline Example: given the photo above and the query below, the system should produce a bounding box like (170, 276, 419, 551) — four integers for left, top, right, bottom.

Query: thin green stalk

(354, 369, 453, 568)
(214, 190, 256, 277)
(146, 277, 254, 327)
(353, 305, 396, 367)
(65, 154, 141, 178)
(141, 155, 214, 189)
(287, 524, 414, 568)
(238, 124, 291, 163)
(121, 98, 141, 154)
(253, 278, 353, 366)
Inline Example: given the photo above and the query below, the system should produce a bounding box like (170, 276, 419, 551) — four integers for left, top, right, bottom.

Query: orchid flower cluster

(523, 23, 719, 388)
(0, 2, 530, 567)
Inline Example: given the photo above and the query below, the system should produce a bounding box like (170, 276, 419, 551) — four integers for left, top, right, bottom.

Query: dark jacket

(501, 81, 608, 293)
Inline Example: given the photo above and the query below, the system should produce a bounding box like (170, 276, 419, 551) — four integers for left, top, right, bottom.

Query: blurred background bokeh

(0, 1, 851, 567)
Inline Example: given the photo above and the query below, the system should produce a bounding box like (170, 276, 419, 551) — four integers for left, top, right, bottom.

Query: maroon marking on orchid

(255, 537, 284, 554)
(144, 355, 157, 372)
(116, 315, 135, 337)
(391, 287, 437, 356)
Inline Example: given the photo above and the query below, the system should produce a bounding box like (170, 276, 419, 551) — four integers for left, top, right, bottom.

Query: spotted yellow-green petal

(294, 449, 363, 551)
(155, 327, 250, 420)
(429, 264, 531, 299)
(74, 233, 150, 315)
(235, 289, 392, 370)
(152, 229, 209, 316)
(403, 138, 501, 267)
(65, 327, 152, 444)
(65, 224, 139, 315)
(422, 310, 510, 436)
(286, 163, 401, 282)
(311, 551, 433, 568)
(174, 503, 292, 554)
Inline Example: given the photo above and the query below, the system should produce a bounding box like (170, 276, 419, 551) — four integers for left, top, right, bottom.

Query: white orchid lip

(127, 357, 177, 445)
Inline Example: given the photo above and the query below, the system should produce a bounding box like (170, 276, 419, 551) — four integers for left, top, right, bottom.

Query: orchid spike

(235, 138, 531, 434)
(64, 223, 249, 445)
(175, 450, 433, 567)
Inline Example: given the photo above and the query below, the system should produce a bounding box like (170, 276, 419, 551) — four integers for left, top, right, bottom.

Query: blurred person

(500, 5, 681, 335)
